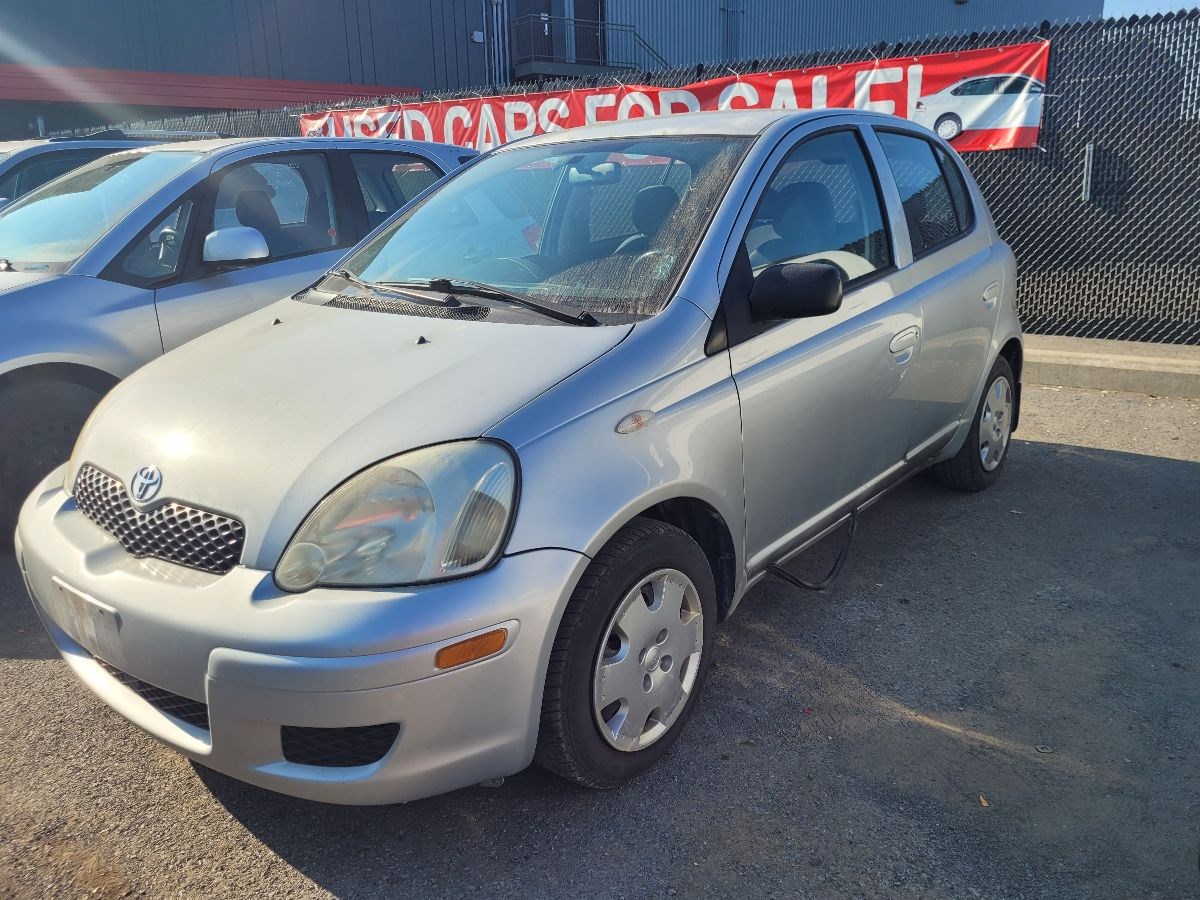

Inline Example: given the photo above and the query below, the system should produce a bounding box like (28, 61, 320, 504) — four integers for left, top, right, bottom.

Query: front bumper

(16, 469, 589, 805)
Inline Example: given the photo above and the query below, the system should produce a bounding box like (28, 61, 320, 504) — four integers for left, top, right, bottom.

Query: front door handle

(982, 281, 1001, 308)
(889, 326, 920, 354)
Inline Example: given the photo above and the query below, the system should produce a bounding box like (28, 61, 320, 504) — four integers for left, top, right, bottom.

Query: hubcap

(937, 119, 959, 139)
(979, 375, 1013, 472)
(592, 568, 704, 752)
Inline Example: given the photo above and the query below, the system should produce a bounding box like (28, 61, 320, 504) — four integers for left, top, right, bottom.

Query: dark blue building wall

(0, 0, 489, 90)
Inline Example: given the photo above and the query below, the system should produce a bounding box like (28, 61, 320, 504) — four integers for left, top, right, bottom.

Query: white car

(912, 74, 1045, 141)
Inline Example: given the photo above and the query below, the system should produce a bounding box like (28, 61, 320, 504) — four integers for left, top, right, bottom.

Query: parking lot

(1, 382, 1197, 899)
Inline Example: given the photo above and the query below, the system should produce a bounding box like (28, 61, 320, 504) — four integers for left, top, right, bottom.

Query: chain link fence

(62, 11, 1200, 344)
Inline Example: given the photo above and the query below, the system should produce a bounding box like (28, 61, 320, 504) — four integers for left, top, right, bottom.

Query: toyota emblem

(129, 465, 162, 502)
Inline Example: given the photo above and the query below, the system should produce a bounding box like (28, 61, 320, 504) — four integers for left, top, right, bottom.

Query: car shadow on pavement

(183, 439, 1199, 898)
(0, 546, 56, 660)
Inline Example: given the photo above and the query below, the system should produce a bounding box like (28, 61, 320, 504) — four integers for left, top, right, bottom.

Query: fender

(0, 274, 162, 383)
(492, 298, 750, 608)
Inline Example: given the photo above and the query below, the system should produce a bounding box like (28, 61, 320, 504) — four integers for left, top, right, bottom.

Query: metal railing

(510, 14, 669, 72)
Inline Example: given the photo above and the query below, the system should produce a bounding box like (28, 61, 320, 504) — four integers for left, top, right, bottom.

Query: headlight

(275, 440, 517, 591)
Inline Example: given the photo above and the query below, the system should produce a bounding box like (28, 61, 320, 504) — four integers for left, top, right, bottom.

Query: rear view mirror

(567, 162, 620, 184)
(748, 262, 843, 320)
(203, 226, 269, 264)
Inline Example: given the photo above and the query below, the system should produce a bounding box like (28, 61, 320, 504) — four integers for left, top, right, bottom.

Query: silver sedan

(16, 108, 1022, 804)
(0, 136, 473, 532)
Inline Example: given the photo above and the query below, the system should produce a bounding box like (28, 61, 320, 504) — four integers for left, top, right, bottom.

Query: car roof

(511, 108, 897, 149)
(0, 139, 42, 153)
(84, 136, 474, 166)
(0, 137, 160, 155)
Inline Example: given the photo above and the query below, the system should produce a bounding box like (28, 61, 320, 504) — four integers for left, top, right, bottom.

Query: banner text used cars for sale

(301, 41, 1049, 153)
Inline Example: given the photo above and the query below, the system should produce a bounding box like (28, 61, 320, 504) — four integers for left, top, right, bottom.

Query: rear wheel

(933, 356, 1015, 493)
(535, 518, 717, 788)
(0, 381, 101, 538)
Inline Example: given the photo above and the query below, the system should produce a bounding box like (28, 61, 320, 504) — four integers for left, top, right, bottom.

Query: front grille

(281, 723, 401, 768)
(73, 464, 245, 575)
(95, 658, 209, 730)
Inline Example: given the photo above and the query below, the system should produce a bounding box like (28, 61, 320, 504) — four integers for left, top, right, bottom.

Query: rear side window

(934, 144, 973, 234)
(350, 152, 442, 229)
(876, 131, 970, 258)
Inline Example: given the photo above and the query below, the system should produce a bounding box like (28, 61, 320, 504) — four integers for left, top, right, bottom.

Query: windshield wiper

(394, 276, 599, 327)
(328, 269, 473, 309)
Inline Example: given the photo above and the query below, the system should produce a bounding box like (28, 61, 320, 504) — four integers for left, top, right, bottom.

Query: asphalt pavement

(1, 384, 1197, 898)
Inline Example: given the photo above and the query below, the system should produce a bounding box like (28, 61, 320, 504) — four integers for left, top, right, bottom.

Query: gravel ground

(1, 384, 1197, 899)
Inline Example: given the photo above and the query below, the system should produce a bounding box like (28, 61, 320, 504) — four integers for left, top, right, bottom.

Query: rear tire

(933, 356, 1015, 493)
(535, 517, 717, 789)
(0, 381, 101, 539)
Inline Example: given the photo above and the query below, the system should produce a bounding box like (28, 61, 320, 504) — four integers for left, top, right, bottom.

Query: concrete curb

(1022, 335, 1200, 398)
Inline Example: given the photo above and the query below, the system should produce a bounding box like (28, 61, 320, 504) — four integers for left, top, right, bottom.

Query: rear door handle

(889, 326, 920, 354)
(983, 281, 1001, 308)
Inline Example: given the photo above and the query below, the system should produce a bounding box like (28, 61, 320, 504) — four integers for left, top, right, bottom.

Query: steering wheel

(632, 250, 671, 279)
(461, 255, 551, 283)
(495, 256, 546, 279)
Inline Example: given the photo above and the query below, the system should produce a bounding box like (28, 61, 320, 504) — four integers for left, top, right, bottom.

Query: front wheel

(535, 518, 717, 789)
(933, 356, 1015, 492)
(935, 113, 963, 141)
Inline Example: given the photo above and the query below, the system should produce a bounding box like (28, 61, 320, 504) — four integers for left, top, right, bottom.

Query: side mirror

(203, 226, 269, 264)
(748, 262, 843, 320)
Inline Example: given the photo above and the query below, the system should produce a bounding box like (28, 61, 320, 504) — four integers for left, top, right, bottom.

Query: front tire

(0, 381, 101, 538)
(935, 113, 963, 141)
(535, 517, 717, 789)
(933, 356, 1015, 493)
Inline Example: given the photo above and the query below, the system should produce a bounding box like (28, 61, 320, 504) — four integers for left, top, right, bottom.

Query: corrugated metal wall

(606, 0, 1105, 66)
(0, 0, 488, 91)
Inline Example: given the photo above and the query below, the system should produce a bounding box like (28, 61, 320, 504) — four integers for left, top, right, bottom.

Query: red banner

(300, 41, 1048, 153)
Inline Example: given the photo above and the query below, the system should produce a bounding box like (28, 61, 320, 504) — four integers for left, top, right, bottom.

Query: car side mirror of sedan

(748, 262, 844, 320)
(203, 226, 269, 265)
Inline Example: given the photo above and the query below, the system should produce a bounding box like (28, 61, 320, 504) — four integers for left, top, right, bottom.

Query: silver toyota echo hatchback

(16, 109, 1022, 805)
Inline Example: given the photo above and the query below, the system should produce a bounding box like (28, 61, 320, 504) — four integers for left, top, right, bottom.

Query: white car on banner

(912, 74, 1045, 141)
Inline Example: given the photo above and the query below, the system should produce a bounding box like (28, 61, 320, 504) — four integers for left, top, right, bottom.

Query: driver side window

(743, 130, 891, 284)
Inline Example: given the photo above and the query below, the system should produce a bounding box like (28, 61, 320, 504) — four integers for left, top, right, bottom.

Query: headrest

(235, 190, 280, 229)
(631, 184, 680, 236)
(773, 181, 836, 242)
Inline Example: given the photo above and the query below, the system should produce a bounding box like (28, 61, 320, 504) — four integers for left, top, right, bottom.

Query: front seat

(234, 190, 298, 258)
(750, 181, 836, 268)
(615, 184, 680, 255)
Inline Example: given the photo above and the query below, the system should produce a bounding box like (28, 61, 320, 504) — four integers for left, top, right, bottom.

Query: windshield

(0, 150, 201, 270)
(341, 136, 749, 323)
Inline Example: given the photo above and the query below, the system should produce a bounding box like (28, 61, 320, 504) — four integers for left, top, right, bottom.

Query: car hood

(68, 298, 631, 568)
(0, 269, 55, 295)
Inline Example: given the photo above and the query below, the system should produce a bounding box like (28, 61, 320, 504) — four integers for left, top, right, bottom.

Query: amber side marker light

(435, 628, 508, 670)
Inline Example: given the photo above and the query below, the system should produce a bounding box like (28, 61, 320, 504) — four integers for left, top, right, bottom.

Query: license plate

(47, 576, 122, 661)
